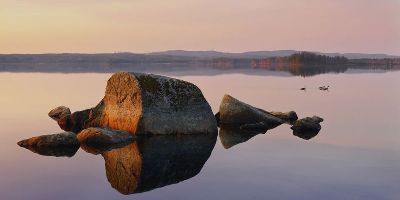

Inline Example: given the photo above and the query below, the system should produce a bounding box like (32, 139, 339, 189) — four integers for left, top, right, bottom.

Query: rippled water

(0, 69, 399, 200)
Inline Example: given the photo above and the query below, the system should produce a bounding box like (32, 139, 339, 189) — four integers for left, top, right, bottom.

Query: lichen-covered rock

(270, 111, 298, 122)
(48, 106, 71, 121)
(17, 132, 79, 157)
(218, 95, 284, 129)
(102, 133, 217, 194)
(77, 127, 135, 146)
(50, 72, 217, 135)
(291, 116, 323, 140)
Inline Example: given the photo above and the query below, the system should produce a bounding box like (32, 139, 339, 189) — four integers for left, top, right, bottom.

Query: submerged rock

(291, 116, 324, 140)
(50, 72, 217, 135)
(77, 127, 135, 146)
(218, 95, 284, 129)
(219, 125, 264, 149)
(102, 133, 217, 195)
(270, 111, 298, 122)
(17, 132, 79, 157)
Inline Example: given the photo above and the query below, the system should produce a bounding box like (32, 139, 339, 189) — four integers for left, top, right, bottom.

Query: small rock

(77, 127, 135, 146)
(17, 132, 79, 147)
(48, 106, 71, 121)
(291, 116, 324, 140)
(17, 132, 79, 157)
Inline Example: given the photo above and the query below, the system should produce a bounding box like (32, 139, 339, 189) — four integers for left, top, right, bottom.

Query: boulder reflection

(100, 133, 217, 195)
(219, 125, 265, 149)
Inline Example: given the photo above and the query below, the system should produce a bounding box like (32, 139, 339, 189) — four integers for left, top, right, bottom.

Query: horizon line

(0, 49, 399, 57)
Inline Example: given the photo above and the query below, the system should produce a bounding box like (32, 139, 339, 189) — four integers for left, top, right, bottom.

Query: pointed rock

(17, 132, 79, 157)
(218, 94, 284, 129)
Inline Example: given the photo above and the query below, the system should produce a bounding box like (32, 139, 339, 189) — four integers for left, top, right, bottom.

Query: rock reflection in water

(19, 145, 80, 157)
(101, 133, 217, 195)
(219, 125, 265, 149)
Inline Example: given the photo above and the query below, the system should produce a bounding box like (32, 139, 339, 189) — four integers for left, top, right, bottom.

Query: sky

(0, 0, 399, 55)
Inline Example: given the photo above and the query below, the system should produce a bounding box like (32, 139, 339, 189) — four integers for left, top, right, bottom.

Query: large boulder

(50, 72, 217, 135)
(217, 95, 284, 129)
(291, 116, 323, 140)
(17, 132, 79, 157)
(77, 127, 135, 146)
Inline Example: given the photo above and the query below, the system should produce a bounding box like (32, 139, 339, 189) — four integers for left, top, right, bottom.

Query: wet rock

(270, 111, 298, 122)
(17, 132, 79, 157)
(218, 94, 284, 129)
(50, 72, 217, 135)
(219, 125, 264, 149)
(291, 116, 324, 140)
(102, 133, 217, 194)
(77, 127, 135, 146)
(48, 106, 71, 121)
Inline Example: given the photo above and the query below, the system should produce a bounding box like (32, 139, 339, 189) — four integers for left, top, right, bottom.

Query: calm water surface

(0, 70, 399, 200)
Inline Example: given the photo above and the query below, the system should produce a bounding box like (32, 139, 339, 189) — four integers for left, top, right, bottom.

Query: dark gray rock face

(50, 72, 217, 135)
(291, 116, 324, 140)
(218, 94, 284, 129)
(17, 132, 79, 157)
(102, 133, 217, 195)
(270, 111, 298, 122)
(77, 127, 135, 146)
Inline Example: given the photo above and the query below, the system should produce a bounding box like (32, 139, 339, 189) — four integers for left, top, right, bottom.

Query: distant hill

(149, 50, 400, 59)
(1, 51, 399, 76)
(148, 50, 298, 59)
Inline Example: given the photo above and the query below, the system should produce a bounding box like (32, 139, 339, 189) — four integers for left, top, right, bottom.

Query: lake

(0, 69, 399, 200)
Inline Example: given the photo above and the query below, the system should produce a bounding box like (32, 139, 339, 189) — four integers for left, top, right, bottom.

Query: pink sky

(0, 0, 399, 54)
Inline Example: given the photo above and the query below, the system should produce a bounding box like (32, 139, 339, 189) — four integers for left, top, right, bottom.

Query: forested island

(1, 51, 399, 76)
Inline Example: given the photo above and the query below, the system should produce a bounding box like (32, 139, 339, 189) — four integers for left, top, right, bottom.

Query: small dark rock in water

(291, 116, 324, 140)
(218, 94, 284, 129)
(17, 132, 79, 157)
(48, 106, 71, 121)
(77, 127, 135, 147)
(270, 111, 298, 122)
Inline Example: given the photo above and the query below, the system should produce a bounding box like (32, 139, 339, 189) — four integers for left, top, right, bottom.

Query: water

(0, 70, 399, 200)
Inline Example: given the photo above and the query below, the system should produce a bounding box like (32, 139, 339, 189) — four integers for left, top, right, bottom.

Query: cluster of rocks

(18, 71, 323, 156)
(216, 94, 323, 146)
